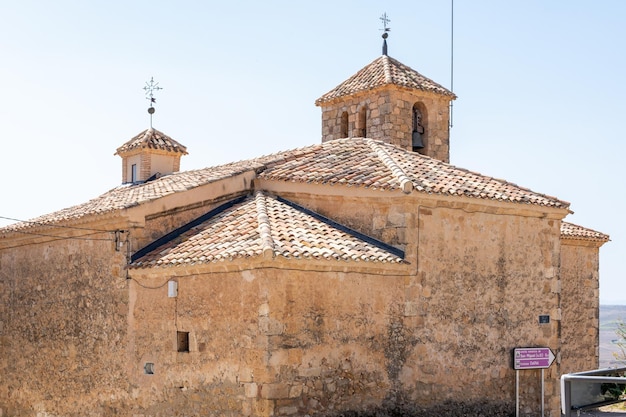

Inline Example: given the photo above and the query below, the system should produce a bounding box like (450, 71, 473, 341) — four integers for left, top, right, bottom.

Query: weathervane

(380, 12, 391, 56)
(143, 77, 163, 128)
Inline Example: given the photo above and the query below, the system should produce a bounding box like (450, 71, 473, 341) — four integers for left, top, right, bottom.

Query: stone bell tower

(315, 34, 456, 163)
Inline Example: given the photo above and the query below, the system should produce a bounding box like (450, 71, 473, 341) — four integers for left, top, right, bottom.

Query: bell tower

(315, 25, 456, 163)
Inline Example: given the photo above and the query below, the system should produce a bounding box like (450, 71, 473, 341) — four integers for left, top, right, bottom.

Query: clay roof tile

(315, 55, 456, 105)
(561, 222, 610, 242)
(115, 128, 188, 155)
(130, 192, 406, 268)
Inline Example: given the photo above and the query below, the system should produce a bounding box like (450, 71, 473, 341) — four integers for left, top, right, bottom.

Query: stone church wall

(126, 195, 565, 417)
(414, 206, 562, 415)
(129, 268, 405, 416)
(0, 191, 593, 417)
(559, 240, 601, 374)
(0, 233, 131, 416)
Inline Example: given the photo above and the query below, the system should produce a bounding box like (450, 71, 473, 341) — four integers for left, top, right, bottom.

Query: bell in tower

(314, 14, 456, 162)
(412, 106, 425, 151)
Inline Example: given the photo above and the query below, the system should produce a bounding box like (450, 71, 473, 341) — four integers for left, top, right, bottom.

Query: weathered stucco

(0, 234, 130, 416)
(560, 240, 602, 374)
(0, 184, 603, 417)
(121, 196, 565, 417)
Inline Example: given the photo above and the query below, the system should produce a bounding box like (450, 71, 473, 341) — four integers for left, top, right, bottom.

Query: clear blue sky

(1, 1, 624, 303)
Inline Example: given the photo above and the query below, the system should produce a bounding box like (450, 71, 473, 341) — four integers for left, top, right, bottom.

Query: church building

(0, 36, 609, 417)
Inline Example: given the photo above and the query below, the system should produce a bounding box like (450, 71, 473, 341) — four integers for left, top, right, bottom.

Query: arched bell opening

(340, 111, 349, 138)
(412, 102, 428, 153)
(357, 105, 368, 138)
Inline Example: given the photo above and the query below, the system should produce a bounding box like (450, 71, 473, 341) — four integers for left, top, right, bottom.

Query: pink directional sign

(513, 347, 555, 370)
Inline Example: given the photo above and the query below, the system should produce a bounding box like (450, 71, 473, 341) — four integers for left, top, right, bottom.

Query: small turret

(114, 78, 188, 184)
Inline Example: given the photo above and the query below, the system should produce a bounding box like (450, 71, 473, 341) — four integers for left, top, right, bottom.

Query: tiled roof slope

(258, 138, 569, 209)
(131, 192, 405, 268)
(0, 138, 569, 235)
(0, 160, 267, 232)
(315, 55, 456, 105)
(561, 222, 610, 242)
(115, 128, 188, 155)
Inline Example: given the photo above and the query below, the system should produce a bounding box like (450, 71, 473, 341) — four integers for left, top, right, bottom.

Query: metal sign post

(513, 347, 555, 417)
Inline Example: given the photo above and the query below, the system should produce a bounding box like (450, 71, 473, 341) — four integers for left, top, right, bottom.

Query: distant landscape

(599, 305, 626, 368)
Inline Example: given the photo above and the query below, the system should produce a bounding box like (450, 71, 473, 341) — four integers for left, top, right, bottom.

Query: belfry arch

(340, 111, 349, 137)
(356, 105, 368, 138)
(316, 54, 455, 162)
(412, 102, 428, 153)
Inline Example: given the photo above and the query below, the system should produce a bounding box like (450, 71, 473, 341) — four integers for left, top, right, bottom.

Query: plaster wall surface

(0, 234, 130, 416)
(0, 189, 601, 417)
(560, 241, 601, 374)
(415, 206, 562, 415)
(125, 195, 566, 417)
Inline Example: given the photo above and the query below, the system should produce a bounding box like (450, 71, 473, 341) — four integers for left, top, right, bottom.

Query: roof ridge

(421, 155, 571, 208)
(254, 191, 275, 259)
(382, 55, 393, 84)
(366, 139, 413, 194)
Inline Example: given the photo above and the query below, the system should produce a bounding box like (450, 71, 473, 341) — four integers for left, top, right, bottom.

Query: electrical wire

(450, 0, 455, 129)
(0, 215, 110, 233)
(0, 230, 116, 250)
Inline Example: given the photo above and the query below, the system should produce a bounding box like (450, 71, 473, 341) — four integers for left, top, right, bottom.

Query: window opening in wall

(177, 331, 189, 352)
(412, 104, 425, 151)
(340, 111, 349, 137)
(131, 163, 137, 183)
(358, 106, 368, 137)
(144, 362, 155, 375)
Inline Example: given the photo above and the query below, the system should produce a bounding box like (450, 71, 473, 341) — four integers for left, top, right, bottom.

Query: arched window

(412, 103, 426, 152)
(340, 111, 349, 138)
(357, 105, 368, 137)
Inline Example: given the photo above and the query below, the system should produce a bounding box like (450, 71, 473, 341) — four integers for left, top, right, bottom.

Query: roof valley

(382, 55, 393, 84)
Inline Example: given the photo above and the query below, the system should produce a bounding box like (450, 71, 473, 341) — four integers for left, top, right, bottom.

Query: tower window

(131, 164, 137, 183)
(412, 104, 425, 151)
(340, 111, 349, 138)
(357, 105, 368, 138)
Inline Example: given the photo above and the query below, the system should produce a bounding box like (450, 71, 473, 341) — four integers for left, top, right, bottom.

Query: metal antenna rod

(450, 0, 454, 129)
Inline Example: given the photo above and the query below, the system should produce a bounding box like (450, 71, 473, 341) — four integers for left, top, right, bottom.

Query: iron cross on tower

(143, 77, 163, 128)
(379, 12, 391, 56)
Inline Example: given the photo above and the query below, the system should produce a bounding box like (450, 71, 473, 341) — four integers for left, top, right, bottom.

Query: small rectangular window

(177, 331, 189, 352)
(144, 362, 155, 374)
(131, 164, 137, 183)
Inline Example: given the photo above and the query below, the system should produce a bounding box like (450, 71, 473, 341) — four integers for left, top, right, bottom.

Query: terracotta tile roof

(258, 138, 569, 209)
(130, 191, 405, 268)
(115, 128, 189, 155)
(561, 221, 610, 242)
(315, 55, 456, 105)
(0, 138, 570, 236)
(0, 160, 266, 232)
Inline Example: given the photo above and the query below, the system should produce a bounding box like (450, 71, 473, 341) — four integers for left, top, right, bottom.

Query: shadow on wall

(318, 399, 514, 417)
